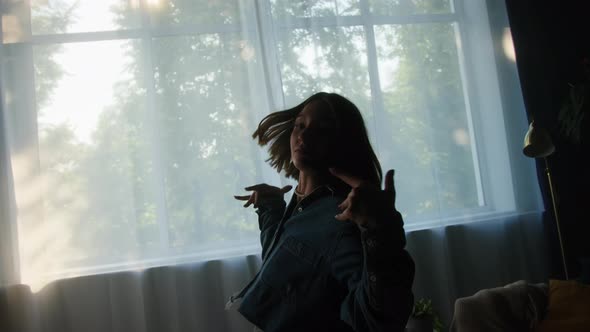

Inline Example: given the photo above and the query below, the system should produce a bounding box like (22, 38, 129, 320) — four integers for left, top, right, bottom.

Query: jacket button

(297, 207, 303, 212)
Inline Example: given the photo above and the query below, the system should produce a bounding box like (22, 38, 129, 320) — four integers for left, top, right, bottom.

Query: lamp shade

(523, 121, 555, 158)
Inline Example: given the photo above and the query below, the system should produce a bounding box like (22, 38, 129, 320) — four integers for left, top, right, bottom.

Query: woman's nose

(298, 127, 312, 143)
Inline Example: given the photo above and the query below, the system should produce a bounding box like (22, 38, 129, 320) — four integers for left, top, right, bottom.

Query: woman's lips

(295, 147, 309, 155)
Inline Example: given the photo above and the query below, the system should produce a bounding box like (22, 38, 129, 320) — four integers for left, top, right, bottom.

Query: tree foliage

(26, 0, 479, 267)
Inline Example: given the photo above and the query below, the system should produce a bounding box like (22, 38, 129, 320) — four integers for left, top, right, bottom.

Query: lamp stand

(544, 157, 569, 280)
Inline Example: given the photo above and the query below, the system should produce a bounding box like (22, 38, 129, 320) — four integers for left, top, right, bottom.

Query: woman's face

(290, 101, 340, 172)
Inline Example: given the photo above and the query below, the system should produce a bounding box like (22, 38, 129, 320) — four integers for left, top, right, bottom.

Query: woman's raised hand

(234, 184, 293, 208)
(330, 168, 397, 228)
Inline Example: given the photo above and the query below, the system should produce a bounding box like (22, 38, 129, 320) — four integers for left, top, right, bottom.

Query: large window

(1, 0, 528, 288)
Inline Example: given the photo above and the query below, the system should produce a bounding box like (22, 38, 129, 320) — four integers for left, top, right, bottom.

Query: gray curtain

(2, 212, 547, 331)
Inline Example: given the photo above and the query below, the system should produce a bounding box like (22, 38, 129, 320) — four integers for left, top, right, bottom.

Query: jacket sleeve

(330, 210, 415, 332)
(255, 197, 286, 260)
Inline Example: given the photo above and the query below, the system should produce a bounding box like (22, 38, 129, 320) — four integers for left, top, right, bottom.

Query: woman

(228, 92, 415, 332)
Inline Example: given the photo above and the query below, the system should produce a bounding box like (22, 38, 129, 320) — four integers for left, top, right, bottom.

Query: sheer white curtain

(1, 0, 546, 330)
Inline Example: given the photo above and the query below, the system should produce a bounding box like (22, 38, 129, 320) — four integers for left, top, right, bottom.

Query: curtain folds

(1, 255, 262, 332)
(1, 212, 547, 332)
(408, 212, 548, 324)
(0, 83, 20, 286)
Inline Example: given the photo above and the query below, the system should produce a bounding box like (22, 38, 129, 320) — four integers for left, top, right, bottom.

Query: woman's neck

(297, 170, 329, 197)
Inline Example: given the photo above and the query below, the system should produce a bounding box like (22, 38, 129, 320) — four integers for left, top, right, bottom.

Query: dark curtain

(504, 0, 590, 279)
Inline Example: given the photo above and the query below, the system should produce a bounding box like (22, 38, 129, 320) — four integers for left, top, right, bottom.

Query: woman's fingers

(335, 209, 352, 221)
(244, 184, 292, 194)
(335, 196, 352, 221)
(244, 184, 268, 191)
(337, 197, 350, 211)
(280, 185, 293, 194)
(243, 195, 252, 207)
(384, 169, 395, 193)
(336, 196, 354, 221)
(334, 170, 398, 225)
(243, 192, 257, 208)
(237, 184, 291, 209)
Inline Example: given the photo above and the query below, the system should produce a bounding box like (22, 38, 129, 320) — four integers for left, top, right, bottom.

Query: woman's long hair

(252, 92, 382, 188)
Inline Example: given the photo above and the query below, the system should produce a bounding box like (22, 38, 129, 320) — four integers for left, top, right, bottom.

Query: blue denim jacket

(227, 186, 414, 332)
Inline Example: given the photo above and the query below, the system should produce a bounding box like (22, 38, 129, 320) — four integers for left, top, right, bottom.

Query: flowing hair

(252, 92, 382, 187)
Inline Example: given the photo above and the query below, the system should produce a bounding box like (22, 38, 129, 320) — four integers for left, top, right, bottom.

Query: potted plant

(405, 298, 444, 332)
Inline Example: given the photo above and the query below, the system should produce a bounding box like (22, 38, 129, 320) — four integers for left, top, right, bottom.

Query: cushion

(450, 280, 542, 332)
(535, 279, 590, 332)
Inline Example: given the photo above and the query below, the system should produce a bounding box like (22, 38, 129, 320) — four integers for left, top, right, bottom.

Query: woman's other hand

(234, 184, 292, 208)
(330, 168, 398, 228)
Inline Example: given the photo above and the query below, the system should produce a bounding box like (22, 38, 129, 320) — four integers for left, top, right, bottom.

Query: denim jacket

(227, 186, 414, 332)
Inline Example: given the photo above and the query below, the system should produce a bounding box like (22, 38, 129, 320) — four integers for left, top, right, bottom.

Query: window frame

(0, 0, 526, 280)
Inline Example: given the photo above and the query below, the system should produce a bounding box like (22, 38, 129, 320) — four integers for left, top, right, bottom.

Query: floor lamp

(523, 121, 569, 280)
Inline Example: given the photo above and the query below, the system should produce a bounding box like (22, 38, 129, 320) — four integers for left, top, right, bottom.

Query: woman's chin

(294, 159, 330, 173)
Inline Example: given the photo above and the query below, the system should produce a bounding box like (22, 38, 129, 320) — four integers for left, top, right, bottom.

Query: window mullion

(253, 0, 285, 110)
(251, 0, 286, 187)
(1, 0, 38, 283)
(273, 14, 457, 30)
(358, 0, 385, 158)
(452, 0, 486, 207)
(138, 0, 171, 253)
(27, 24, 251, 45)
